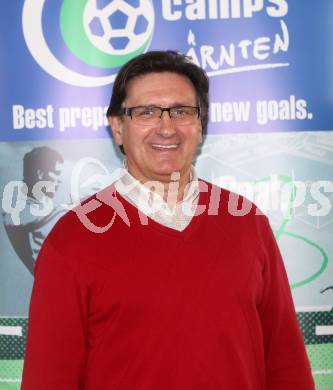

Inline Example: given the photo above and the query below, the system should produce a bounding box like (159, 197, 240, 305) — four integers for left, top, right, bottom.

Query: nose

(156, 110, 176, 137)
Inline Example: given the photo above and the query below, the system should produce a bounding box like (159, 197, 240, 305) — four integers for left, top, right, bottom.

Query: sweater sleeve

(21, 237, 87, 390)
(257, 217, 315, 390)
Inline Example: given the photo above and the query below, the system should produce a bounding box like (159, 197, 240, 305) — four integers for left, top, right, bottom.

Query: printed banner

(0, 1, 332, 389)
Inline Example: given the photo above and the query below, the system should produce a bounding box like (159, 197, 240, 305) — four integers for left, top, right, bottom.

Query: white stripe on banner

(295, 306, 332, 312)
(315, 325, 333, 336)
(0, 325, 22, 336)
(0, 379, 22, 383)
(312, 369, 333, 376)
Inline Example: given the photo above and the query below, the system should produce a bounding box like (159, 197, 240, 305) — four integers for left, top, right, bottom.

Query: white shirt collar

(115, 159, 200, 230)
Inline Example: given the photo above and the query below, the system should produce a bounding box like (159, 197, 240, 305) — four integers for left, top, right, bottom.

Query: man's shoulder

(44, 183, 125, 248)
(33, 183, 133, 276)
(198, 178, 270, 241)
(199, 178, 265, 218)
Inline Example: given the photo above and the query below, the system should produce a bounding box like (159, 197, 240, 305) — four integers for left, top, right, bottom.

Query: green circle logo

(60, 0, 154, 69)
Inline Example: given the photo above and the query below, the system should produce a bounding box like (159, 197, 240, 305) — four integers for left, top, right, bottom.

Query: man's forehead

(124, 71, 197, 104)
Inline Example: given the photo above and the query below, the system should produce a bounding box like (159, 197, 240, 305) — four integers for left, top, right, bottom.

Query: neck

(162, 171, 190, 205)
(126, 166, 192, 205)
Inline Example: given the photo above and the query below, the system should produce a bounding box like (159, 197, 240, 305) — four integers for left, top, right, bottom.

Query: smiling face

(109, 72, 202, 185)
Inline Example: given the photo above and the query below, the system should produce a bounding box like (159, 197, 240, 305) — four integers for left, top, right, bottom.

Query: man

(3, 146, 65, 274)
(21, 51, 314, 389)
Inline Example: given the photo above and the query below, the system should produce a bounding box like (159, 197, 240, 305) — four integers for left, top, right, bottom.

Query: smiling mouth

(151, 144, 179, 150)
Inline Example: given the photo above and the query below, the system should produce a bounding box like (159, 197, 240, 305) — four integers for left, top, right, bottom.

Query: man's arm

(257, 217, 315, 389)
(21, 238, 87, 390)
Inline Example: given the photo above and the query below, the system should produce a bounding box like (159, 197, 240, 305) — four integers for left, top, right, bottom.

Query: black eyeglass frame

(122, 105, 201, 120)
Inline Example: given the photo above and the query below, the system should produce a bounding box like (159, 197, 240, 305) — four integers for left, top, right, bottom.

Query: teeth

(152, 144, 178, 149)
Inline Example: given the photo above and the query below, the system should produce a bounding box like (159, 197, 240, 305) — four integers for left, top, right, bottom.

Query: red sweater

(21, 182, 314, 390)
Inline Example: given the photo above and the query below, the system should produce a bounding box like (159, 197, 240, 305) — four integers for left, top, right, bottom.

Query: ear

(199, 130, 203, 144)
(108, 116, 124, 146)
(197, 123, 203, 145)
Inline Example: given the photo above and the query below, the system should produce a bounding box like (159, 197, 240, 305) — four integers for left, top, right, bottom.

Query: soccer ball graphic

(83, 0, 154, 55)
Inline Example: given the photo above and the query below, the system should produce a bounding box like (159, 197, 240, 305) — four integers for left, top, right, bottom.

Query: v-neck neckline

(115, 180, 210, 241)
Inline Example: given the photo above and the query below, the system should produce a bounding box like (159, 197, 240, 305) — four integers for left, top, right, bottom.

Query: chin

(153, 162, 181, 173)
(152, 165, 186, 180)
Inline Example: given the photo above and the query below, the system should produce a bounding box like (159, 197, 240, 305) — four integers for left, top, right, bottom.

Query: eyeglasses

(122, 105, 200, 125)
